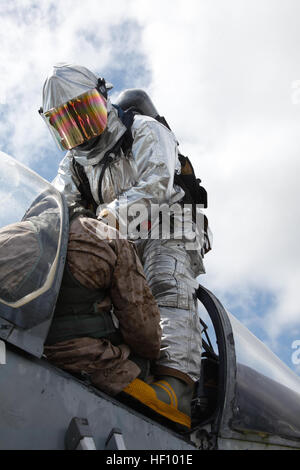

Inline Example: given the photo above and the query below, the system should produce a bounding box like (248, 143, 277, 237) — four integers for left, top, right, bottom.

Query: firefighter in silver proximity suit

(40, 63, 211, 431)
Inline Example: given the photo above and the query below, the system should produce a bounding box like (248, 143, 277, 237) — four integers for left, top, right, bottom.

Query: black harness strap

(72, 158, 97, 212)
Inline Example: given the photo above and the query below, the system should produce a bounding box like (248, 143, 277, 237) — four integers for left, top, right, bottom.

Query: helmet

(39, 63, 113, 151)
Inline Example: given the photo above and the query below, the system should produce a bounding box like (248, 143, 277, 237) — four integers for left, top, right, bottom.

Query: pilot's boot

(122, 375, 193, 431)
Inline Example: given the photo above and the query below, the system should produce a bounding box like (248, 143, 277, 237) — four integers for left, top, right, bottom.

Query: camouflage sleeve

(110, 238, 162, 360)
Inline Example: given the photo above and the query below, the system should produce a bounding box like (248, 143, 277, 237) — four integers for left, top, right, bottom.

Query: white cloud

(0, 0, 144, 167)
(1, 0, 300, 369)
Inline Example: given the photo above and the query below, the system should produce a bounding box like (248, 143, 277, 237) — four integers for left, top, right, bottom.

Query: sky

(0, 0, 300, 376)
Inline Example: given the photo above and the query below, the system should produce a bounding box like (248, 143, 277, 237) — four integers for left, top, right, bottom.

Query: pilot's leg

(44, 337, 142, 396)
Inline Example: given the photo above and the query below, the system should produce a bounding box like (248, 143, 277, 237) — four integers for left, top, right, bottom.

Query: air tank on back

(114, 89, 171, 130)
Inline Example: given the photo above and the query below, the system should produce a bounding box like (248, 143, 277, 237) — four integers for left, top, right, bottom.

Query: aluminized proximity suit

(43, 64, 211, 384)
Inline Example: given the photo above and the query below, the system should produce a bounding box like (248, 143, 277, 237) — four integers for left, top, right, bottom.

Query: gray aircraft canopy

(0, 151, 69, 357)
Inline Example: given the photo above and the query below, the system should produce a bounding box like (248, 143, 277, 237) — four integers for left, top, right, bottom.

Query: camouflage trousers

(44, 337, 140, 396)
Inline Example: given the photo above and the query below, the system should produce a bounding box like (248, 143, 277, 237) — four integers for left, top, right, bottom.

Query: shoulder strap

(72, 158, 97, 212)
(112, 104, 134, 155)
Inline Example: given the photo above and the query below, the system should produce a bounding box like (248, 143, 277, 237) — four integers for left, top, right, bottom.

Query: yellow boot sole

(123, 378, 191, 429)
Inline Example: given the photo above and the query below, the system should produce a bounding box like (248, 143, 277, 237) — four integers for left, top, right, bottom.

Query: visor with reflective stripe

(40, 88, 108, 151)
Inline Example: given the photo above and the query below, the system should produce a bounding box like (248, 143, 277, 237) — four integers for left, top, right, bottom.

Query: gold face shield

(39, 88, 108, 151)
